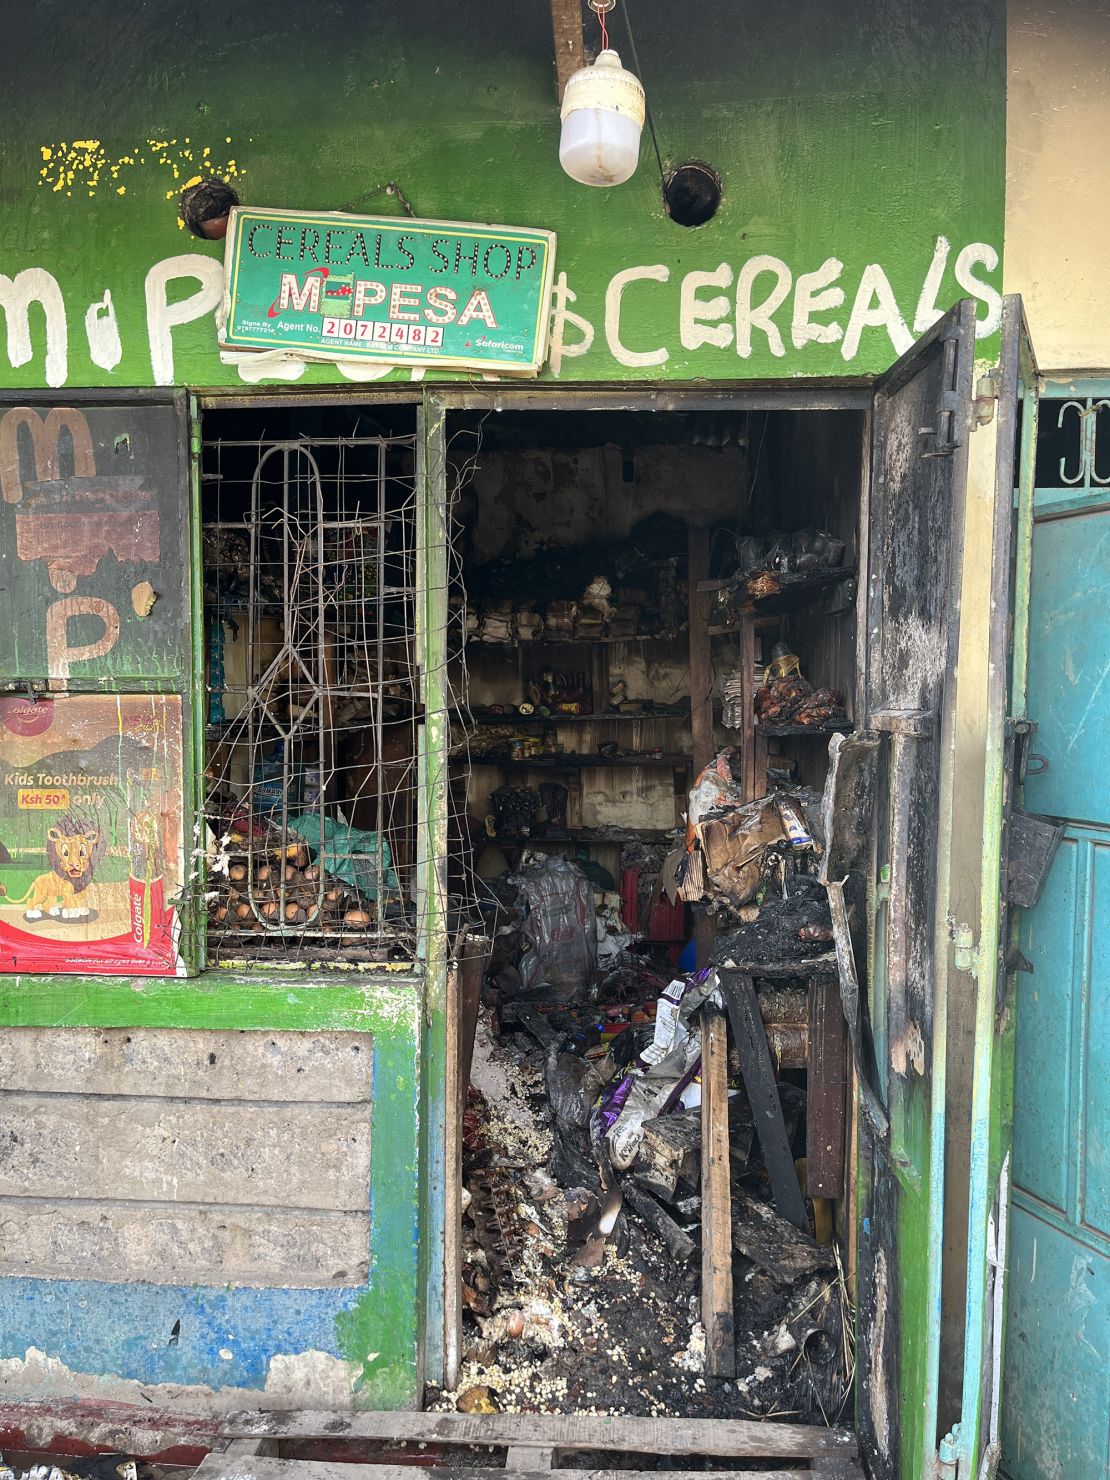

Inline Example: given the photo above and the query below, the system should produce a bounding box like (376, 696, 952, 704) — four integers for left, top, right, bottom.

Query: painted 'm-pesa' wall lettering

(0, 233, 1000, 388)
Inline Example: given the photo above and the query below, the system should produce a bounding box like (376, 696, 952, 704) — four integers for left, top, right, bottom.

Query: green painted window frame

(0, 387, 445, 1034)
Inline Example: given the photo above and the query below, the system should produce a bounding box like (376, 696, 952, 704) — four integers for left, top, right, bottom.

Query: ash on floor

(428, 1016, 852, 1424)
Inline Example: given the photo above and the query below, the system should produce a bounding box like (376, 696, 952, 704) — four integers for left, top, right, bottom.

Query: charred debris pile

(437, 746, 853, 1424)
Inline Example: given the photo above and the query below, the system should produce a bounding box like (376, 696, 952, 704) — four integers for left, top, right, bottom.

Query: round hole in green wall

(663, 161, 722, 227)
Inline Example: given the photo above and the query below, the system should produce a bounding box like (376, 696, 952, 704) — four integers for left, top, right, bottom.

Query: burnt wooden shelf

(758, 719, 853, 737)
(702, 565, 856, 623)
(714, 950, 839, 979)
(483, 827, 676, 846)
(462, 751, 690, 769)
(466, 631, 687, 649)
(465, 708, 690, 725)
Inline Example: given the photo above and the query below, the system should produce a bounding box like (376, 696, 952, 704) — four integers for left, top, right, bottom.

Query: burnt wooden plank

(219, 1412, 859, 1460)
(719, 970, 809, 1231)
(700, 1003, 735, 1378)
(197, 1465, 830, 1480)
(731, 1186, 835, 1287)
(511, 1000, 560, 1049)
(633, 1111, 702, 1202)
(623, 1179, 697, 1262)
(635, 1103, 756, 1205)
(806, 974, 848, 1199)
(712, 953, 839, 980)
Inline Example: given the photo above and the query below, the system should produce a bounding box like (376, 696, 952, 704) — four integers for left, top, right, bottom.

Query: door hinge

(952, 920, 980, 977)
(937, 1423, 962, 1479)
(973, 369, 1000, 426)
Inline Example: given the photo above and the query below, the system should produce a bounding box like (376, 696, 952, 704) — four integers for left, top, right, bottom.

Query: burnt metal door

(853, 300, 978, 1480)
(0, 393, 199, 976)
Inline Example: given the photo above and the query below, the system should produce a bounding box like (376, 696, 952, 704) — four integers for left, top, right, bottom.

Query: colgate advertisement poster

(0, 694, 186, 976)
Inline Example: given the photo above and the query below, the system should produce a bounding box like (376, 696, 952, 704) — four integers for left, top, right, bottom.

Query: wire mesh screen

(202, 432, 420, 965)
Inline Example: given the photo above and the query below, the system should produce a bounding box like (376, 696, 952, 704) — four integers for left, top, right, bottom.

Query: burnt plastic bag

(510, 852, 597, 999)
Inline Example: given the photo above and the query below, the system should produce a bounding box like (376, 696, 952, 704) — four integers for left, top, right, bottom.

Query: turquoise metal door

(1002, 388, 1110, 1478)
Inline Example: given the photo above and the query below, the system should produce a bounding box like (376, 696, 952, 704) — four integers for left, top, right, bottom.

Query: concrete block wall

(0, 1028, 374, 1289)
(0, 1005, 433, 1413)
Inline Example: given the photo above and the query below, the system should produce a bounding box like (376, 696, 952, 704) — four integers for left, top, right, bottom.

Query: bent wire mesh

(201, 430, 422, 964)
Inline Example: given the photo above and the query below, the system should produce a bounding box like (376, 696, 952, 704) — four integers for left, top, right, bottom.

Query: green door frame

(942, 300, 1040, 1479)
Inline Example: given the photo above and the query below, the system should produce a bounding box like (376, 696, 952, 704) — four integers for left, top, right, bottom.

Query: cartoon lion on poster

(0, 813, 106, 922)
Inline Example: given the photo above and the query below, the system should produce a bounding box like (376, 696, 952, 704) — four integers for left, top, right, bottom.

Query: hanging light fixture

(559, 0, 645, 187)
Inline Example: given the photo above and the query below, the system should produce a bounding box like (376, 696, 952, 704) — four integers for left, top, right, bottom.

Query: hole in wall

(180, 177, 240, 241)
(168, 1320, 181, 1346)
(663, 161, 722, 227)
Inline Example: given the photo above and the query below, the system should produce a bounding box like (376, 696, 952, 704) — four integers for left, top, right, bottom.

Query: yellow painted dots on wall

(36, 137, 247, 205)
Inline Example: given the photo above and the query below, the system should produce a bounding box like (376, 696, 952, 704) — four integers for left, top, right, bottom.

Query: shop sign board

(0, 694, 186, 976)
(220, 207, 557, 376)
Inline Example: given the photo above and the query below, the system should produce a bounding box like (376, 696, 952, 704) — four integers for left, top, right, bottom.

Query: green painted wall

(0, 0, 1006, 390)
(0, 0, 1009, 1433)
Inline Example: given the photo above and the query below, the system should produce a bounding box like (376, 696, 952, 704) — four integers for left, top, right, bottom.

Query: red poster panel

(0, 694, 186, 976)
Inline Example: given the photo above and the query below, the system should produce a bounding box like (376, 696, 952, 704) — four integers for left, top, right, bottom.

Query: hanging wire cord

(618, 1, 667, 191)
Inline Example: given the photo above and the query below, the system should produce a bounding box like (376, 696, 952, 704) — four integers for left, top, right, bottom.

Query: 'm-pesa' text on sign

(220, 207, 557, 376)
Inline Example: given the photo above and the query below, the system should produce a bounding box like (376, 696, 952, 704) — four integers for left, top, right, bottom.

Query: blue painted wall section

(0, 1279, 360, 1394)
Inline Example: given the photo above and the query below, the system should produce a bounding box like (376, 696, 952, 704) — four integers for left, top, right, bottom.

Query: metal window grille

(202, 432, 420, 965)
(1035, 395, 1110, 494)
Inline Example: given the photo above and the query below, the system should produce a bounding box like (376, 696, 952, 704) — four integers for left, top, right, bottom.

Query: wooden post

(687, 526, 715, 775)
(700, 1003, 735, 1378)
(806, 972, 849, 1199)
(688, 526, 717, 969)
(550, 0, 585, 100)
(737, 616, 761, 802)
(458, 935, 487, 1124)
(719, 969, 809, 1232)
